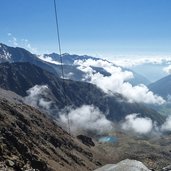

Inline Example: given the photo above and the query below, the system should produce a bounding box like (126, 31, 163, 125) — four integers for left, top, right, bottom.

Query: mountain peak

(0, 43, 12, 62)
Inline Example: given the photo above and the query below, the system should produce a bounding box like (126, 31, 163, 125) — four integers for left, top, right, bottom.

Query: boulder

(162, 165, 171, 171)
(6, 160, 15, 167)
(94, 159, 151, 171)
(77, 135, 95, 147)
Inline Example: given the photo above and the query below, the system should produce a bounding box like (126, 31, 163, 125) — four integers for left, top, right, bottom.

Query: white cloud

(23, 85, 171, 135)
(38, 55, 61, 65)
(120, 83, 164, 104)
(163, 65, 171, 74)
(112, 57, 171, 68)
(59, 105, 113, 134)
(161, 116, 171, 132)
(121, 113, 171, 134)
(24, 85, 53, 110)
(7, 33, 37, 53)
(121, 114, 153, 134)
(24, 85, 113, 134)
(74, 59, 165, 105)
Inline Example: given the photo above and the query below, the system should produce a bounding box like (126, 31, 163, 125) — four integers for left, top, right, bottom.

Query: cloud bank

(161, 116, 171, 132)
(24, 85, 113, 134)
(24, 85, 53, 110)
(24, 85, 171, 135)
(163, 65, 171, 74)
(59, 105, 113, 134)
(121, 113, 171, 135)
(38, 55, 61, 65)
(112, 57, 171, 68)
(121, 114, 153, 134)
(74, 59, 165, 105)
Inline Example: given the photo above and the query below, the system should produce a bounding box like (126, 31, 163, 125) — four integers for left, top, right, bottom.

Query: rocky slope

(0, 89, 105, 171)
(0, 88, 170, 171)
(0, 62, 164, 123)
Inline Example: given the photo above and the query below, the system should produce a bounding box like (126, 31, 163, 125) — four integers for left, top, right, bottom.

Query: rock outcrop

(77, 135, 95, 147)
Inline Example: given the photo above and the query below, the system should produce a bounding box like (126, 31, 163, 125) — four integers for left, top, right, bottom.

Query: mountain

(146, 74, 171, 116)
(126, 70, 150, 86)
(0, 43, 56, 74)
(131, 62, 170, 83)
(148, 74, 171, 99)
(0, 88, 106, 171)
(0, 43, 150, 86)
(0, 62, 164, 124)
(43, 53, 102, 65)
(43, 53, 151, 85)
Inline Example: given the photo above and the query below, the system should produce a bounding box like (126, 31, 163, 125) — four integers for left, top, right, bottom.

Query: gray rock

(94, 159, 151, 171)
(6, 160, 15, 167)
(77, 135, 95, 147)
(162, 165, 171, 171)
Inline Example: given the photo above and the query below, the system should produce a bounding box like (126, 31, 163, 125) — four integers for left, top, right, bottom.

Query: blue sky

(1, 0, 171, 58)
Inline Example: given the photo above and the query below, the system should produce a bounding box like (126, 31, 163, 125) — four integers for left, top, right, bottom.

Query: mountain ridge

(0, 43, 150, 85)
(43, 52, 151, 85)
(0, 62, 164, 124)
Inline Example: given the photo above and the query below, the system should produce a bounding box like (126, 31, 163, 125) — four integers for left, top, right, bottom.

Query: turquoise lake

(98, 136, 118, 143)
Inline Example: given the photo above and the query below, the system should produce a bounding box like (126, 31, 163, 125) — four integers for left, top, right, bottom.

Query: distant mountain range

(0, 62, 164, 123)
(43, 53, 102, 65)
(42, 52, 151, 85)
(148, 74, 171, 99)
(0, 43, 150, 85)
(131, 62, 170, 83)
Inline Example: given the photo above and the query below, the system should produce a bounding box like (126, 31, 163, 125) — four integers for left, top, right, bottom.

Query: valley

(0, 43, 171, 171)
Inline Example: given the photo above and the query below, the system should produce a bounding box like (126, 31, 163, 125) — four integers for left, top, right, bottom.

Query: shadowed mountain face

(0, 89, 105, 171)
(0, 62, 164, 123)
(148, 74, 171, 99)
